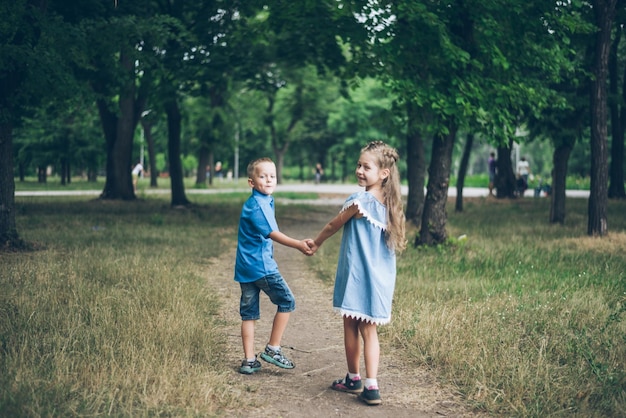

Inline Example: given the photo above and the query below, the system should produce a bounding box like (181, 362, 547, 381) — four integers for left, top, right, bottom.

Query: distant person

(132, 161, 144, 192)
(234, 157, 313, 375)
(306, 141, 406, 406)
(215, 161, 224, 181)
(517, 156, 531, 196)
(314, 163, 324, 184)
(488, 152, 497, 196)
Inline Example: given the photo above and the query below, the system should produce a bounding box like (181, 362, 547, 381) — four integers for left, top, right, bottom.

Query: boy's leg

(268, 311, 290, 347)
(257, 273, 296, 368)
(241, 320, 256, 360)
(239, 319, 261, 374)
(261, 312, 295, 368)
(239, 282, 262, 374)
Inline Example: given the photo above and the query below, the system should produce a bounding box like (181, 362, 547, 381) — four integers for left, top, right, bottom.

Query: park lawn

(1, 195, 251, 416)
(1, 194, 625, 417)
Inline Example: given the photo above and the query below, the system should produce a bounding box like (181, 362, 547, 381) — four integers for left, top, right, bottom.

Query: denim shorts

(239, 273, 295, 321)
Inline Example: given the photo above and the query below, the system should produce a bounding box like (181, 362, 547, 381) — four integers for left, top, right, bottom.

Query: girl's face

(355, 151, 388, 190)
(248, 161, 277, 195)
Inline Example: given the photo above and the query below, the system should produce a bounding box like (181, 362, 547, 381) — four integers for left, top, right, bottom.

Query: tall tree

(0, 0, 76, 249)
(608, 10, 626, 199)
(405, 101, 426, 225)
(588, 0, 617, 236)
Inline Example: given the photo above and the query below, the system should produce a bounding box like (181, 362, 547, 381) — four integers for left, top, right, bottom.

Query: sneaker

(330, 374, 363, 393)
(259, 345, 295, 369)
(239, 358, 262, 374)
(360, 386, 382, 405)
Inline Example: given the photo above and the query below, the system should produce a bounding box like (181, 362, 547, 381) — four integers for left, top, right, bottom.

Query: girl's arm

(269, 230, 313, 255)
(311, 204, 360, 250)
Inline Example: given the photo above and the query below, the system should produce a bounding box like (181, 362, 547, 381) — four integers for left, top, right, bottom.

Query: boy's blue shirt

(234, 189, 279, 283)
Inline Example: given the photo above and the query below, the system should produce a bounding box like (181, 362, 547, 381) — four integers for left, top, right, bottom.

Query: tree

(0, 0, 76, 249)
(405, 101, 426, 225)
(588, 0, 618, 236)
(337, 1, 574, 244)
(608, 9, 626, 199)
(455, 133, 474, 213)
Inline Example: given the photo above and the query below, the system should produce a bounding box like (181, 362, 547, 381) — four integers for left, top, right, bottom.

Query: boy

(235, 157, 312, 374)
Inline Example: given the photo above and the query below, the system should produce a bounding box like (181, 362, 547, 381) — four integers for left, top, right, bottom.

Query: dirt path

(208, 204, 477, 417)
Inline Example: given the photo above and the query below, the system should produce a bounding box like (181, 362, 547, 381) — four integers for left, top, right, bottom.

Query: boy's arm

(269, 230, 313, 255)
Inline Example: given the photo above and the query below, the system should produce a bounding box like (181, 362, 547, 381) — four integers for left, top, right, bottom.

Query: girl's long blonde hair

(361, 141, 406, 252)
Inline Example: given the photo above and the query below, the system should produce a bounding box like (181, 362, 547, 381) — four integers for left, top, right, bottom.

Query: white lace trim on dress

(341, 198, 387, 231)
(334, 307, 391, 325)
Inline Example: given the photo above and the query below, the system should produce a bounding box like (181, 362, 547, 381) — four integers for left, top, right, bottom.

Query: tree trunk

(405, 101, 425, 226)
(455, 133, 474, 212)
(97, 48, 146, 200)
(97, 98, 118, 198)
(496, 143, 517, 199)
(608, 25, 626, 199)
(18, 162, 25, 182)
(113, 51, 138, 200)
(196, 146, 209, 186)
(0, 120, 27, 250)
(588, 0, 616, 236)
(208, 152, 215, 186)
(416, 127, 457, 246)
(141, 118, 158, 188)
(273, 147, 288, 184)
(38, 166, 47, 183)
(60, 159, 69, 185)
(165, 98, 190, 207)
(97, 100, 135, 200)
(550, 144, 572, 224)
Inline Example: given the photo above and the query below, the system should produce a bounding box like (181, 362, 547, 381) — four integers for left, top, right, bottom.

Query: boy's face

(248, 161, 277, 195)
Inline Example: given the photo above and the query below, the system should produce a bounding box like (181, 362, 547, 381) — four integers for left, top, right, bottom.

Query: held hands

(296, 239, 320, 256)
(297, 239, 314, 256)
(305, 239, 319, 255)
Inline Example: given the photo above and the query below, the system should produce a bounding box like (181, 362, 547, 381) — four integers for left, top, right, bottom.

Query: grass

(311, 197, 626, 417)
(1, 196, 249, 416)
(2, 193, 625, 416)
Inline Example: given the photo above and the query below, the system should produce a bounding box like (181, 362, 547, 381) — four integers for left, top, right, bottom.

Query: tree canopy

(2, 0, 624, 249)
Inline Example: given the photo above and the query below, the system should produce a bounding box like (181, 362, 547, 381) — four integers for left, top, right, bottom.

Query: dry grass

(313, 196, 626, 417)
(2, 195, 625, 417)
(395, 198, 626, 417)
(1, 197, 248, 416)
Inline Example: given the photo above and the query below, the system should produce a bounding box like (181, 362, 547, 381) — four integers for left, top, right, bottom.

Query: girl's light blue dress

(333, 191, 396, 325)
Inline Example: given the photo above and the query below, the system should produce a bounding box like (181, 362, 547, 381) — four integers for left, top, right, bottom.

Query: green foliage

(182, 154, 198, 177)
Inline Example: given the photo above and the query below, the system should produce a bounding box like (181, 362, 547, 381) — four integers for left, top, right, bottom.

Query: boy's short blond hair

(247, 157, 274, 178)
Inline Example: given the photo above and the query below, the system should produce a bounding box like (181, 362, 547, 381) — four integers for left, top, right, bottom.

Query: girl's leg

(343, 316, 361, 374)
(359, 321, 380, 380)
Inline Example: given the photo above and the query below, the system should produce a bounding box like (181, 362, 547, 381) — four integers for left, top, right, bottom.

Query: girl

(307, 141, 406, 405)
